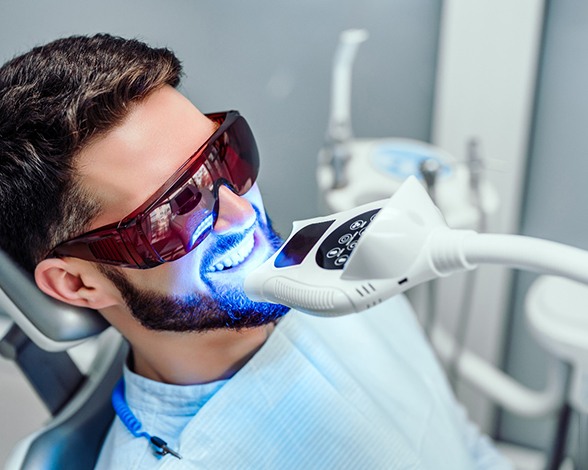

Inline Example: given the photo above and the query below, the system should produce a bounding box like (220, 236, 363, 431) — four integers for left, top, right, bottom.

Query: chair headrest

(0, 249, 109, 351)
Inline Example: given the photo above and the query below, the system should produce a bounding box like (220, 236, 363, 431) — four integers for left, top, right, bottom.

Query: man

(0, 34, 512, 468)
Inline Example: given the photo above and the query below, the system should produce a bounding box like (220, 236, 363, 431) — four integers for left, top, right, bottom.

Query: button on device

(327, 247, 344, 258)
(338, 233, 353, 245)
(334, 255, 348, 266)
(350, 220, 367, 231)
(316, 208, 381, 270)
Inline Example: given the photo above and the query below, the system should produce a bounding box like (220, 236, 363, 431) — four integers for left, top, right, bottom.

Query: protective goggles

(47, 111, 259, 269)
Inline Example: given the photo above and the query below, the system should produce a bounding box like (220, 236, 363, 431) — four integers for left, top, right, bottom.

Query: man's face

(77, 85, 288, 331)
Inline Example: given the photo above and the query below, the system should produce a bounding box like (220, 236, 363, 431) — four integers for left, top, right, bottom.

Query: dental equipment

(246, 176, 588, 315)
(417, 157, 441, 339)
(0, 247, 123, 469)
(446, 138, 489, 388)
(317, 29, 498, 228)
(245, 175, 587, 421)
(244, 173, 588, 416)
(525, 275, 588, 469)
(316, 31, 500, 386)
(317, 31, 506, 408)
(321, 29, 368, 190)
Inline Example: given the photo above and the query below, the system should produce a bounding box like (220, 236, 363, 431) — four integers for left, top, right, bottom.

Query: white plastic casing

(244, 177, 455, 317)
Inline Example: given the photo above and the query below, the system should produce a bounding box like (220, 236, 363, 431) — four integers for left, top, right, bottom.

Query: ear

(34, 258, 120, 310)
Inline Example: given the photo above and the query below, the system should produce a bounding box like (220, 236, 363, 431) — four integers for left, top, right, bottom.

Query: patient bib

(97, 296, 510, 469)
(164, 296, 474, 469)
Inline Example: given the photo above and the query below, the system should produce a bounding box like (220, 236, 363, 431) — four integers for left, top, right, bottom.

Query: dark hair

(0, 34, 182, 272)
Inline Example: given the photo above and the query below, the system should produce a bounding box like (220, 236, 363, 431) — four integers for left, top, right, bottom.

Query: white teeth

(209, 233, 255, 272)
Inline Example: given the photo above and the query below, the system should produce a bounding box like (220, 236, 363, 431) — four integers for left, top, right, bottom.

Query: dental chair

(0, 248, 127, 469)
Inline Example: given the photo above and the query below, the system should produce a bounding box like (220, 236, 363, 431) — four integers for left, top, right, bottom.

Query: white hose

(462, 234, 588, 285)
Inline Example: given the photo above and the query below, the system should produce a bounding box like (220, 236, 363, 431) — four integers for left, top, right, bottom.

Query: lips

(207, 232, 256, 272)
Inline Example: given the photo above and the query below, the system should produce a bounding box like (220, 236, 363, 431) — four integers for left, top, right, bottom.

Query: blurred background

(2, 0, 588, 468)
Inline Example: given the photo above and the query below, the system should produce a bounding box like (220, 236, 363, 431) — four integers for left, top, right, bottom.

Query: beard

(99, 211, 290, 332)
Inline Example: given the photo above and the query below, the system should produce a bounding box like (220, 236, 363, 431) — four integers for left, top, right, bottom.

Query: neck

(127, 323, 275, 385)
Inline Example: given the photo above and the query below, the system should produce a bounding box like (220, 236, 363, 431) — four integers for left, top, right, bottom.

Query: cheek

(123, 250, 209, 296)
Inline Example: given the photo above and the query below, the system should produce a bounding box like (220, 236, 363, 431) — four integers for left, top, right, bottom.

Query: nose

(213, 185, 256, 234)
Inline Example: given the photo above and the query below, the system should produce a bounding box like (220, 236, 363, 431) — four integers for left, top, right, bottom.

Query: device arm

(427, 231, 588, 286)
(460, 234, 588, 285)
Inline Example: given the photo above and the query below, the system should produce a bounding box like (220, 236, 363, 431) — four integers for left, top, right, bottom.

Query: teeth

(209, 233, 255, 272)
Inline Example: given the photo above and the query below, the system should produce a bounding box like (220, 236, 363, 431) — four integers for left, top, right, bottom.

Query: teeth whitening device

(244, 176, 588, 316)
(245, 176, 588, 468)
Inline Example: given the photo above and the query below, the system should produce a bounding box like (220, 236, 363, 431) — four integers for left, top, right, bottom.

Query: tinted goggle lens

(49, 111, 259, 268)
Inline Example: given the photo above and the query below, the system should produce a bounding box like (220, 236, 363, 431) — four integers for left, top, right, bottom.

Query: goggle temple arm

(51, 225, 149, 269)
